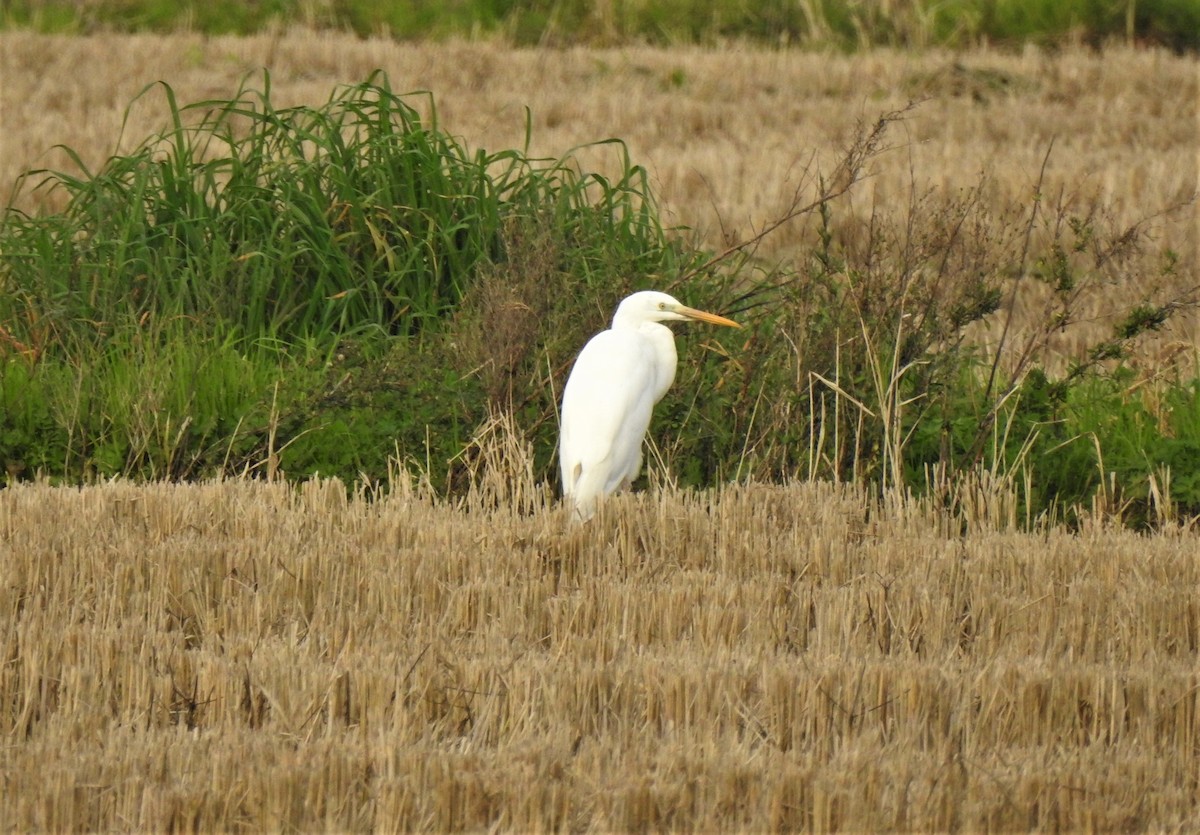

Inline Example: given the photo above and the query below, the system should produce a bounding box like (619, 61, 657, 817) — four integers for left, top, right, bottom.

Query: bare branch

(667, 101, 921, 292)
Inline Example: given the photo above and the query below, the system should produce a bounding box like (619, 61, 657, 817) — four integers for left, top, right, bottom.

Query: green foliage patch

(2, 73, 667, 349)
(0, 74, 695, 489)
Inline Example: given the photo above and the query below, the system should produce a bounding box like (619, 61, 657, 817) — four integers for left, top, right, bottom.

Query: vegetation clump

(0, 75, 1196, 527)
(0, 74, 691, 486)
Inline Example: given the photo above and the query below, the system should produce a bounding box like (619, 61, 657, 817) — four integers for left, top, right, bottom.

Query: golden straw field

(1, 31, 1199, 831)
(2, 467, 1198, 831)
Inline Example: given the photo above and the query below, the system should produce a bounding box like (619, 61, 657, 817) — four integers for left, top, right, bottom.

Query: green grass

(3, 73, 671, 349)
(2, 0, 1198, 50)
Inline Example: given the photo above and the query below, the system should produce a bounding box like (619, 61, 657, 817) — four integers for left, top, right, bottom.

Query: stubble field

(3, 471, 1198, 831)
(1, 31, 1199, 831)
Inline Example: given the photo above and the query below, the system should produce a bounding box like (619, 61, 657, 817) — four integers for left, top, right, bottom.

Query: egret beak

(677, 305, 741, 328)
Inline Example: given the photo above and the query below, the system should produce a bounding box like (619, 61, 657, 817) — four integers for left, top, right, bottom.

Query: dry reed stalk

(1, 467, 1196, 831)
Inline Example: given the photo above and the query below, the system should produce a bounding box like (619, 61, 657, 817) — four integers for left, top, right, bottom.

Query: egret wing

(560, 329, 658, 506)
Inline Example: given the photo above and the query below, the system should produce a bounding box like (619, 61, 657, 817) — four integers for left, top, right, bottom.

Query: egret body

(559, 290, 740, 520)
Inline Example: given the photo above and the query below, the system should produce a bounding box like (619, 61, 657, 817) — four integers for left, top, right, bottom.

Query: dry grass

(1, 452, 1197, 830)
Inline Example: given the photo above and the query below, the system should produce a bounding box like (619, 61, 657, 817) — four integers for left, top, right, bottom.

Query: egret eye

(657, 302, 666, 310)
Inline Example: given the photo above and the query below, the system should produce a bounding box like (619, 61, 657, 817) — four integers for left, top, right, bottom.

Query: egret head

(613, 290, 741, 329)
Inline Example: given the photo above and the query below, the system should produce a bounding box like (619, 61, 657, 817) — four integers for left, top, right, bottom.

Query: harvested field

(1, 474, 1198, 831)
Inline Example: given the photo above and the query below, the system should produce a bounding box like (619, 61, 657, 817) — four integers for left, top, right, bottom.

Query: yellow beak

(677, 305, 741, 328)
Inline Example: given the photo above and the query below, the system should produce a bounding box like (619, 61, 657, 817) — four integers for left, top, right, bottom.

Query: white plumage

(559, 290, 740, 520)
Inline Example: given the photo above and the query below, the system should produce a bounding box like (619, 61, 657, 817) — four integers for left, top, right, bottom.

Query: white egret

(559, 290, 741, 520)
